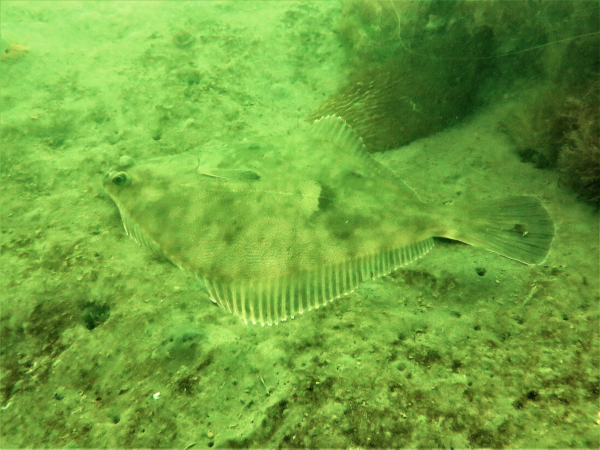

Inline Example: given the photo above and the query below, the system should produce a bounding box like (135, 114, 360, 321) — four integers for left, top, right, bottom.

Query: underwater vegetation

(558, 86, 600, 205)
(501, 81, 599, 206)
(498, 0, 599, 205)
(311, 0, 495, 152)
(312, 0, 599, 204)
(309, 27, 492, 152)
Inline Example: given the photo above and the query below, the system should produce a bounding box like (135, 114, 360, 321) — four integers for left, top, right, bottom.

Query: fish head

(103, 153, 203, 216)
(103, 156, 137, 197)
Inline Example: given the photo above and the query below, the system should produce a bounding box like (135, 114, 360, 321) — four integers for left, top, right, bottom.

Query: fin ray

(204, 238, 435, 325)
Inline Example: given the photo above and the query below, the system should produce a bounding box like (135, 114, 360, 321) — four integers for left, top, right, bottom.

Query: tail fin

(451, 196, 555, 265)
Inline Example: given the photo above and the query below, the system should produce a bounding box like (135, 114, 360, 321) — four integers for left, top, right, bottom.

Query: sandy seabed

(1, 2, 598, 448)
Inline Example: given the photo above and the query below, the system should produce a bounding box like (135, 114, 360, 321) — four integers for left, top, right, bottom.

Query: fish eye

(112, 172, 130, 186)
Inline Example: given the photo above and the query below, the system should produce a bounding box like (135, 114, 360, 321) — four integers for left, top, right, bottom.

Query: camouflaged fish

(103, 116, 554, 326)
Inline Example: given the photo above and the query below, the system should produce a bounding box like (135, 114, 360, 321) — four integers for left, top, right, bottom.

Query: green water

(1, 1, 598, 448)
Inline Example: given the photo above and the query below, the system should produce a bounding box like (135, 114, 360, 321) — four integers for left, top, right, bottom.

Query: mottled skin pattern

(103, 118, 447, 285)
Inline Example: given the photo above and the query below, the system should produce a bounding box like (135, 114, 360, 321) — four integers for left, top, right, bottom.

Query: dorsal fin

(311, 115, 371, 160)
(311, 115, 406, 182)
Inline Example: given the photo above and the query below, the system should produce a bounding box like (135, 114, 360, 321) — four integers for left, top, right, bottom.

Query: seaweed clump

(501, 81, 599, 205)
(496, 0, 599, 205)
(557, 83, 600, 205)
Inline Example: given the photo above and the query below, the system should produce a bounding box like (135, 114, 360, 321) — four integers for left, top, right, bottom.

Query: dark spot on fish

(318, 184, 336, 211)
(509, 223, 527, 235)
(223, 220, 244, 245)
(239, 170, 261, 181)
(327, 214, 367, 241)
(347, 170, 365, 179)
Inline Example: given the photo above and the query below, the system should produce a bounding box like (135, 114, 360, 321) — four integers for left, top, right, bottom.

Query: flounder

(103, 116, 554, 326)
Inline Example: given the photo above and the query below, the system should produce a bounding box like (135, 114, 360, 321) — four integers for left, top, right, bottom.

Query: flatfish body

(103, 116, 554, 326)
